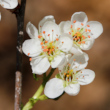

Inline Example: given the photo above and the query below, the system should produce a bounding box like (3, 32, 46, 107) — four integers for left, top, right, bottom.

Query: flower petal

(77, 69, 95, 85)
(80, 37, 95, 50)
(59, 21, 71, 34)
(64, 84, 80, 96)
(30, 57, 50, 75)
(42, 21, 60, 41)
(70, 53, 89, 71)
(58, 34, 73, 52)
(58, 54, 72, 72)
(44, 78, 64, 99)
(22, 39, 42, 57)
(51, 53, 66, 68)
(0, 0, 18, 9)
(71, 12, 88, 29)
(70, 44, 83, 55)
(26, 22, 38, 39)
(39, 15, 55, 32)
(86, 21, 103, 39)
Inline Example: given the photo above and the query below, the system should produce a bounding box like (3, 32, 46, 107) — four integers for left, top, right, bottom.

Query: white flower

(22, 16, 73, 75)
(0, 0, 18, 9)
(44, 53, 95, 99)
(59, 12, 103, 55)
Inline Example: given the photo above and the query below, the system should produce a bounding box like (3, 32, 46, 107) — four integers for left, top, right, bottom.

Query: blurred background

(0, 0, 110, 110)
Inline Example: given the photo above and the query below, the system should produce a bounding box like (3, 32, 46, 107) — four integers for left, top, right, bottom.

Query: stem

(15, 0, 26, 110)
(22, 68, 55, 110)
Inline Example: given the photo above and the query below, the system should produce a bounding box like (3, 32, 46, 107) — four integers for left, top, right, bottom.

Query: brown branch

(14, 0, 26, 110)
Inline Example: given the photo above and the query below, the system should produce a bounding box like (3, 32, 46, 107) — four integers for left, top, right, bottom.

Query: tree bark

(15, 0, 26, 110)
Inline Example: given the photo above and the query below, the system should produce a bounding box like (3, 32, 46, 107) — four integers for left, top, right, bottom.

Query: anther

(82, 41, 85, 44)
(68, 64, 71, 66)
(81, 23, 84, 26)
(88, 29, 91, 32)
(78, 42, 81, 44)
(38, 35, 42, 38)
(28, 53, 30, 56)
(71, 25, 73, 28)
(87, 25, 90, 27)
(43, 31, 45, 34)
(42, 46, 44, 49)
(29, 58, 32, 61)
(56, 38, 59, 41)
(67, 75, 69, 77)
(45, 41, 48, 43)
(88, 35, 90, 38)
(75, 38, 77, 41)
(73, 20, 76, 23)
(77, 37, 80, 39)
(52, 49, 54, 51)
(45, 46, 48, 48)
(73, 59, 76, 61)
(64, 73, 66, 75)
(82, 35, 85, 39)
(48, 34, 50, 36)
(77, 28, 80, 30)
(69, 32, 71, 35)
(40, 42, 43, 45)
(85, 29, 87, 32)
(62, 42, 64, 43)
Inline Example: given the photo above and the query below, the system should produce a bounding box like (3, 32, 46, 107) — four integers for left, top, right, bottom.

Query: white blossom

(59, 12, 103, 55)
(0, 0, 18, 9)
(22, 16, 73, 75)
(44, 53, 95, 99)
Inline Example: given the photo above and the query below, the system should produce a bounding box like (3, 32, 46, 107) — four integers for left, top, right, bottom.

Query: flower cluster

(22, 12, 103, 98)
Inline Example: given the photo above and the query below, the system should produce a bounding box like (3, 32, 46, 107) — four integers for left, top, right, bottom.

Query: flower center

(38, 33, 60, 62)
(69, 21, 91, 46)
(59, 64, 76, 82)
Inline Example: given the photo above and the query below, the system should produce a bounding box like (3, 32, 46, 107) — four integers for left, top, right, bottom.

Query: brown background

(0, 0, 110, 110)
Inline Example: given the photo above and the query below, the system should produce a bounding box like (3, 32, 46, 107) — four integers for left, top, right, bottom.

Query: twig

(14, 0, 26, 110)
